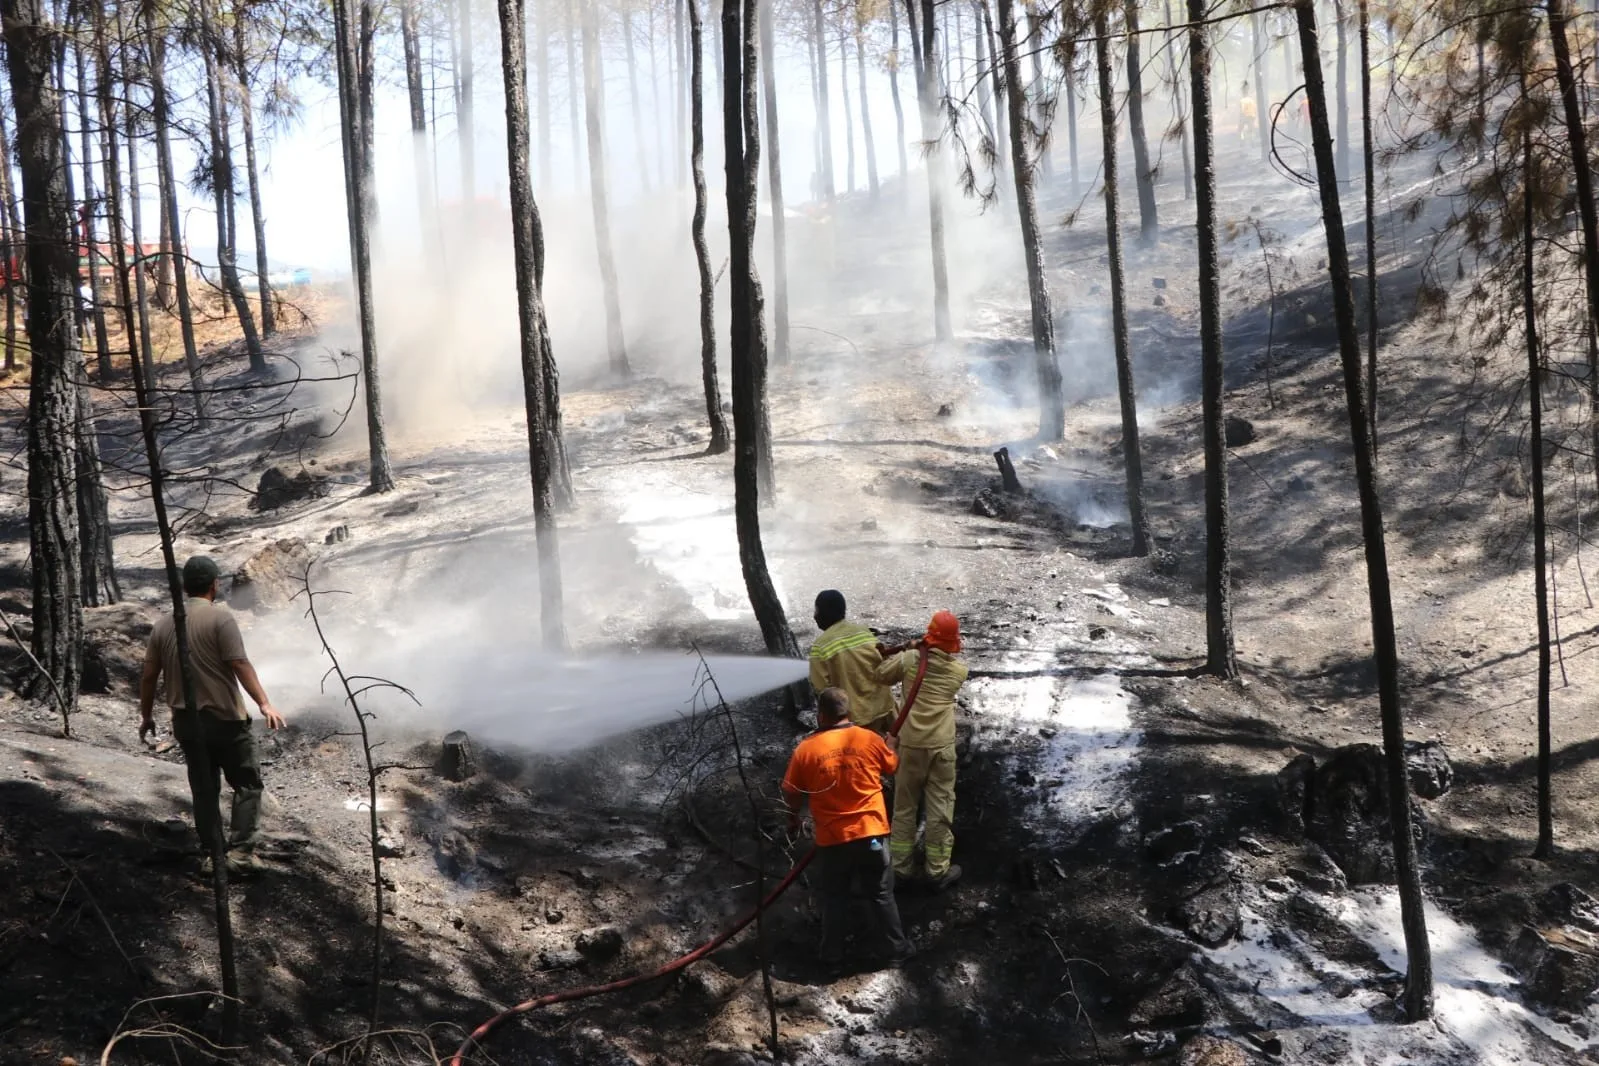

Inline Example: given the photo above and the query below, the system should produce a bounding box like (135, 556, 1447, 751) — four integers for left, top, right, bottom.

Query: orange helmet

(924, 610, 962, 653)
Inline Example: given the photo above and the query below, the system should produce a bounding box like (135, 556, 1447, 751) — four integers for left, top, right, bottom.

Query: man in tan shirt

(140, 556, 284, 873)
(808, 590, 896, 731)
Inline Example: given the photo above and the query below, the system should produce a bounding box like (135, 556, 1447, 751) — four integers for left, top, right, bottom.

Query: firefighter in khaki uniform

(875, 611, 968, 889)
(808, 590, 896, 732)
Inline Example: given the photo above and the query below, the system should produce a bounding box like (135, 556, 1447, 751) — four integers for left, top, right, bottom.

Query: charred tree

(124, 84, 156, 383)
(622, 7, 653, 191)
(497, 0, 567, 648)
(1000, 0, 1061, 440)
(231, 9, 274, 337)
(975, 1, 995, 143)
(333, 0, 395, 493)
(1029, 9, 1051, 179)
(5, 0, 83, 713)
(978, 0, 1006, 186)
(1295, 0, 1433, 1018)
(1065, 56, 1079, 195)
(855, 17, 879, 200)
(1125, 0, 1157, 240)
(1163, 0, 1192, 199)
(691, 0, 729, 453)
(145, 13, 203, 417)
(723, 0, 796, 654)
(581, 0, 630, 376)
(0, 98, 19, 371)
(841, 29, 856, 192)
(758, 0, 790, 362)
(890, 0, 908, 179)
(813, 0, 835, 200)
(1095, 12, 1152, 555)
(565, 0, 581, 186)
(1252, 9, 1270, 163)
(196, 0, 263, 371)
(72, 39, 111, 381)
(458, 0, 476, 203)
(1517, 68, 1554, 872)
(538, 0, 553, 187)
(1546, 0, 1599, 506)
(1189, 0, 1234, 678)
(1333, 0, 1348, 182)
(402, 0, 441, 257)
(1359, 0, 1376, 449)
(907, 0, 952, 341)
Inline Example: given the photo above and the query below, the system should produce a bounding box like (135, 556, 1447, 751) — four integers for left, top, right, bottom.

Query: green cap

(182, 556, 221, 594)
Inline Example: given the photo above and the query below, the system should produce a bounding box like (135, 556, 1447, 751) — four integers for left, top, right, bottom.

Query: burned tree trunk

(1126, 0, 1157, 241)
(145, 16, 203, 418)
(197, 0, 263, 371)
(813, 0, 835, 200)
(565, 0, 581, 186)
(497, 0, 567, 648)
(978, 0, 1006, 187)
(724, 0, 796, 654)
(841, 29, 856, 193)
(333, 0, 395, 493)
(232, 10, 274, 337)
(691, 0, 729, 454)
(1189, 0, 1234, 678)
(1252, 8, 1270, 164)
(401, 0, 440, 257)
(758, 0, 790, 363)
(72, 40, 111, 381)
(1544, 0, 1599, 506)
(1333, 0, 1348, 182)
(908, 0, 952, 342)
(458, 0, 476, 203)
(856, 20, 879, 200)
(1519, 68, 1554, 873)
(622, 7, 653, 191)
(0, 98, 19, 371)
(1295, 0, 1433, 1019)
(1095, 12, 1152, 555)
(5, 0, 82, 714)
(581, 0, 630, 376)
(1029, 9, 1050, 180)
(124, 81, 155, 383)
(1359, 0, 1376, 450)
(998, 0, 1061, 441)
(889, 0, 908, 180)
(1163, 0, 1192, 200)
(1065, 56, 1080, 195)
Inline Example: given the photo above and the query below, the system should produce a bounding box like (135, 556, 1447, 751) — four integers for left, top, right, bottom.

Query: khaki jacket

(875, 647, 966, 749)
(809, 621, 897, 728)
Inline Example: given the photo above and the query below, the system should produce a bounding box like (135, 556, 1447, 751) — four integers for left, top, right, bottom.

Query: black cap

(182, 556, 221, 595)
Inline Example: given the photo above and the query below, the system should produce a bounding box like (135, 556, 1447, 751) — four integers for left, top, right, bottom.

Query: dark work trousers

(172, 709, 264, 855)
(813, 834, 911, 961)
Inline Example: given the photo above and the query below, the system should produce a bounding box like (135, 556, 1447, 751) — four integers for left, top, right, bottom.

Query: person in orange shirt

(782, 688, 914, 968)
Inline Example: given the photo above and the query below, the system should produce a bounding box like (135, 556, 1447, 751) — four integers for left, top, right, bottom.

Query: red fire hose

(449, 645, 932, 1065)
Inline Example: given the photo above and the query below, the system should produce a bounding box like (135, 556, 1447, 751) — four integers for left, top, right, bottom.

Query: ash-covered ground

(3, 133, 1599, 1066)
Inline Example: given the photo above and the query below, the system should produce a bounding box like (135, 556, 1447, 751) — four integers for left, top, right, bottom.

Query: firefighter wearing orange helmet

(875, 610, 969, 889)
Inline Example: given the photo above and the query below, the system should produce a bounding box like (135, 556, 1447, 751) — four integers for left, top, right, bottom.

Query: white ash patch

(965, 662, 1142, 844)
(1202, 883, 1597, 1065)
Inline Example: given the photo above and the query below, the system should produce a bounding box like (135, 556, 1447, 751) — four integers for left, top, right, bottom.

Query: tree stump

(439, 731, 477, 781)
(994, 447, 1023, 493)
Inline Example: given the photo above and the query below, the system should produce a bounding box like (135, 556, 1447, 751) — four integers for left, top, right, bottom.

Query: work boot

(927, 864, 962, 891)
